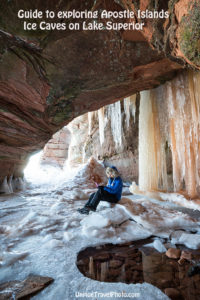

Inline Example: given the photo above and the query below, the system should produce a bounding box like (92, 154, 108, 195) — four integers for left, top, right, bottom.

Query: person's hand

(98, 185, 104, 191)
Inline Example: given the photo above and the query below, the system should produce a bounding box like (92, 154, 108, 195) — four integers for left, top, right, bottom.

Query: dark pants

(84, 189, 119, 210)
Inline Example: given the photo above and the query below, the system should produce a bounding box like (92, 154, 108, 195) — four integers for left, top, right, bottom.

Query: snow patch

(171, 231, 200, 249)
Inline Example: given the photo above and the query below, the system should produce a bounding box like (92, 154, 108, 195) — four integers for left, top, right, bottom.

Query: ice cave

(0, 1, 200, 300)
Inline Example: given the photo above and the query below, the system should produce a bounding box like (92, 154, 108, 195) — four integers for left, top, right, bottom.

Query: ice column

(130, 94, 137, 122)
(98, 107, 105, 146)
(124, 97, 131, 128)
(109, 101, 122, 147)
(167, 71, 200, 198)
(139, 90, 159, 191)
(139, 90, 168, 192)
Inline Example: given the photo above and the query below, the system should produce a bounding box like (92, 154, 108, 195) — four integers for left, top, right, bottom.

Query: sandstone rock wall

(66, 96, 139, 182)
(41, 127, 71, 167)
(0, 0, 199, 181)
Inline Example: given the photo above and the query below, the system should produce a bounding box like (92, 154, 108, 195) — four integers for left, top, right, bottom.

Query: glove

(98, 185, 104, 192)
(98, 185, 104, 189)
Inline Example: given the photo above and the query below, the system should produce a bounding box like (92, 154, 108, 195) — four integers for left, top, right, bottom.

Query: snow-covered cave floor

(1, 160, 200, 300)
(1, 188, 200, 300)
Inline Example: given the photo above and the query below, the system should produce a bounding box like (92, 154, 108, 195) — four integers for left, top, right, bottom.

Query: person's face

(107, 171, 114, 178)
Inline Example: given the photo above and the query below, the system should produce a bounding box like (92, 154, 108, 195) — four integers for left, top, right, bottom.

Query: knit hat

(111, 166, 118, 172)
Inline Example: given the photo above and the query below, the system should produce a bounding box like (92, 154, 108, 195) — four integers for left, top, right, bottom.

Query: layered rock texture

(41, 127, 71, 167)
(0, 0, 199, 183)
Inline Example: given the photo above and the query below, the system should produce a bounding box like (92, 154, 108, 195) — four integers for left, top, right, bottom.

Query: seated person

(77, 166, 123, 215)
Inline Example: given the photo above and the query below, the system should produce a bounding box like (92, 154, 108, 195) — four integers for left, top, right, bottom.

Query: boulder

(0, 274, 54, 300)
(166, 248, 181, 259)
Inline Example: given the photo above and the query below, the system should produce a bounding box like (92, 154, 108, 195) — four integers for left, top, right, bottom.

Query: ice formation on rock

(97, 100, 124, 148)
(8, 175, 13, 193)
(108, 101, 122, 148)
(98, 107, 105, 146)
(137, 70, 200, 198)
(0, 176, 12, 194)
(16, 177, 26, 191)
(0, 175, 26, 194)
(88, 111, 95, 136)
(124, 95, 137, 127)
(139, 90, 159, 191)
(124, 97, 131, 128)
(139, 90, 168, 192)
(168, 71, 200, 198)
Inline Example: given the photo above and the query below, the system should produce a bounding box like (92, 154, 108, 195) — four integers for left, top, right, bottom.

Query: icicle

(109, 101, 122, 147)
(97, 107, 105, 146)
(13, 177, 26, 191)
(0, 176, 12, 194)
(124, 97, 131, 128)
(12, 178, 17, 192)
(130, 94, 137, 122)
(88, 111, 94, 136)
(124, 94, 137, 126)
(18, 178, 26, 191)
(8, 175, 13, 193)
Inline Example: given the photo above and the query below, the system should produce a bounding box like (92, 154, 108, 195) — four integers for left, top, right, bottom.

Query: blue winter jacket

(104, 176, 123, 201)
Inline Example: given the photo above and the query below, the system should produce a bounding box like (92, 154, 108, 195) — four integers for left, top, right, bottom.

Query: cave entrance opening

(23, 127, 81, 188)
(24, 150, 67, 186)
(24, 94, 140, 189)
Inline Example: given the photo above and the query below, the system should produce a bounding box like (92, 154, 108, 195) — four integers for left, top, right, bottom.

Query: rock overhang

(0, 0, 199, 181)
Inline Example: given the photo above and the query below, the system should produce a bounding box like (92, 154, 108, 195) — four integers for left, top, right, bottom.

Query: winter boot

(88, 206, 96, 212)
(77, 207, 90, 215)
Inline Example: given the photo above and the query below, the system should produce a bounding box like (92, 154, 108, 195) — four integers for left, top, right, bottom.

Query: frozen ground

(0, 159, 200, 300)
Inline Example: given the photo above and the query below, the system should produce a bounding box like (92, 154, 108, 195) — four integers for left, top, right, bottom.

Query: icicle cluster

(0, 176, 25, 194)
(138, 70, 200, 198)
(96, 100, 124, 148)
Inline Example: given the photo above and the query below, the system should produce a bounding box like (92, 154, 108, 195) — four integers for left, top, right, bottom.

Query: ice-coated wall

(65, 97, 139, 182)
(138, 70, 200, 198)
